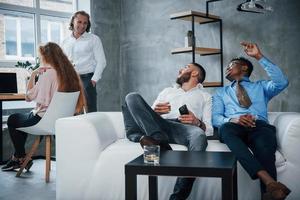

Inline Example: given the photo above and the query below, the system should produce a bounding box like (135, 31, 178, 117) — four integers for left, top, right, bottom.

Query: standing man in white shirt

(61, 10, 106, 112)
(122, 63, 213, 200)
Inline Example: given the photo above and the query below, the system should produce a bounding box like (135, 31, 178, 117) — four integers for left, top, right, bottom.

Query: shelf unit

(170, 9, 223, 87)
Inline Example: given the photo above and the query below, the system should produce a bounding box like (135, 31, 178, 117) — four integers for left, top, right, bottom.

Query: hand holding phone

(178, 106, 202, 128)
(179, 104, 189, 115)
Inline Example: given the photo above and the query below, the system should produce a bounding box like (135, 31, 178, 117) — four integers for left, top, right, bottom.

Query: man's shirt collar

(71, 31, 88, 39)
(230, 76, 250, 87)
(173, 83, 204, 90)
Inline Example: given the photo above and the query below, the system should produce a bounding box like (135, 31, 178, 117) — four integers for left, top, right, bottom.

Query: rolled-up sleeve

(26, 69, 58, 106)
(26, 81, 39, 102)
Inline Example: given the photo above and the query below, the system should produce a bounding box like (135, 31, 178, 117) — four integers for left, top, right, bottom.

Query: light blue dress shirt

(212, 57, 289, 128)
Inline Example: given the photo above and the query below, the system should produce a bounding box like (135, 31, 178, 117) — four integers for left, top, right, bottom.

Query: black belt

(80, 73, 94, 78)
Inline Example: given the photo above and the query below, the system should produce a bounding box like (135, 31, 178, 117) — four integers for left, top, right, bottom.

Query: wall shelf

(171, 47, 221, 56)
(170, 9, 223, 87)
(170, 10, 220, 24)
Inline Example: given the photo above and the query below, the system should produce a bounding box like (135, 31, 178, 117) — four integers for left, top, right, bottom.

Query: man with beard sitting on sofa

(122, 62, 213, 200)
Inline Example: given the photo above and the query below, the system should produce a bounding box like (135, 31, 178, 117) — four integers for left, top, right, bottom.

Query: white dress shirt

(152, 83, 213, 136)
(61, 32, 106, 82)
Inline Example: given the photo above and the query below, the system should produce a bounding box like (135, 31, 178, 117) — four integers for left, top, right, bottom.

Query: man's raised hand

(240, 41, 263, 60)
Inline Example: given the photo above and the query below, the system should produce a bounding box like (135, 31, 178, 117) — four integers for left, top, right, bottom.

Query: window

(0, 0, 90, 64)
(4, 17, 17, 56)
(41, 15, 69, 44)
(0, 0, 90, 110)
(0, 0, 34, 7)
(3, 13, 35, 59)
(40, 0, 73, 13)
(21, 17, 35, 57)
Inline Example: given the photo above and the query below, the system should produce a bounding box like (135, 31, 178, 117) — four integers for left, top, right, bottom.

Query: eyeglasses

(227, 61, 244, 69)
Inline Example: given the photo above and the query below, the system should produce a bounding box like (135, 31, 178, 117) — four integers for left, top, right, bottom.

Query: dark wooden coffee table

(125, 151, 237, 200)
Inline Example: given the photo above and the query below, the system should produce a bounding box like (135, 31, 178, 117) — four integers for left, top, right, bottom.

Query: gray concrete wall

(93, 0, 300, 112)
(91, 0, 121, 111)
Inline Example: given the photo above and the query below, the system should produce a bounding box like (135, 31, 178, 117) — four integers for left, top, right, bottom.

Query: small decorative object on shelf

(185, 30, 194, 47)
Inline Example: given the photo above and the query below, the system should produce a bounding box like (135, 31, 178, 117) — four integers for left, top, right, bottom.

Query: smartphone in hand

(179, 104, 189, 115)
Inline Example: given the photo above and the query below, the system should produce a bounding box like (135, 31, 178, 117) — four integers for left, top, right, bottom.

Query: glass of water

(143, 145, 160, 165)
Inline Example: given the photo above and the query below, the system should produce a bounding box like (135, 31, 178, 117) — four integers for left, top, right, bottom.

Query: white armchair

(56, 112, 300, 200)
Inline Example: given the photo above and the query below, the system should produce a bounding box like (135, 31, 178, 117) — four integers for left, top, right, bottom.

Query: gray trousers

(122, 92, 208, 200)
(80, 73, 97, 112)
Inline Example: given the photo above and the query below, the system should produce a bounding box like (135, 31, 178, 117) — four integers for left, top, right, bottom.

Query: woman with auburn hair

(1, 42, 86, 171)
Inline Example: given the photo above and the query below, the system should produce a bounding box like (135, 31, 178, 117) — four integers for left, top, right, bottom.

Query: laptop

(0, 72, 18, 94)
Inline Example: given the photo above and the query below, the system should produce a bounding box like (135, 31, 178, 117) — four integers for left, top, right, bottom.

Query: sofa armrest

(55, 112, 120, 200)
(56, 112, 119, 155)
(272, 112, 300, 199)
(273, 112, 300, 164)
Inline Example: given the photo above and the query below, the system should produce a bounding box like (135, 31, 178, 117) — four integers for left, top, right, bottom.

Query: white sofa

(56, 112, 300, 200)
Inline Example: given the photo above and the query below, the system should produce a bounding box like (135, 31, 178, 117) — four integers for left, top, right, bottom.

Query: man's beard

(176, 71, 192, 85)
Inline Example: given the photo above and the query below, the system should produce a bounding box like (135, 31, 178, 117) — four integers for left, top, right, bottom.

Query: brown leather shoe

(139, 135, 172, 151)
(263, 182, 291, 200)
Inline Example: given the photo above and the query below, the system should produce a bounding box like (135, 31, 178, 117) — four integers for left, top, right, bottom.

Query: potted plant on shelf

(15, 57, 40, 86)
(15, 57, 40, 71)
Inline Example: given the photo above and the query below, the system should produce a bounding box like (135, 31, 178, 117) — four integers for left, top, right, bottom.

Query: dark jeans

(7, 112, 41, 158)
(218, 120, 277, 193)
(80, 73, 97, 112)
(122, 92, 208, 200)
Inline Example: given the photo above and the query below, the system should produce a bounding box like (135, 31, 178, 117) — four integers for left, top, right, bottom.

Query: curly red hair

(39, 42, 86, 114)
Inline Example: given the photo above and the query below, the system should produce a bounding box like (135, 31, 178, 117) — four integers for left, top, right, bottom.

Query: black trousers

(7, 112, 41, 158)
(218, 120, 277, 193)
(80, 73, 97, 112)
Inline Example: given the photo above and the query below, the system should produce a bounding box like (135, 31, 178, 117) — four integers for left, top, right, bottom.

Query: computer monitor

(0, 72, 18, 94)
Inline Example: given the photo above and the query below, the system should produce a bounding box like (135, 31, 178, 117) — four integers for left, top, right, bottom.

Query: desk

(0, 94, 25, 164)
(125, 151, 237, 200)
